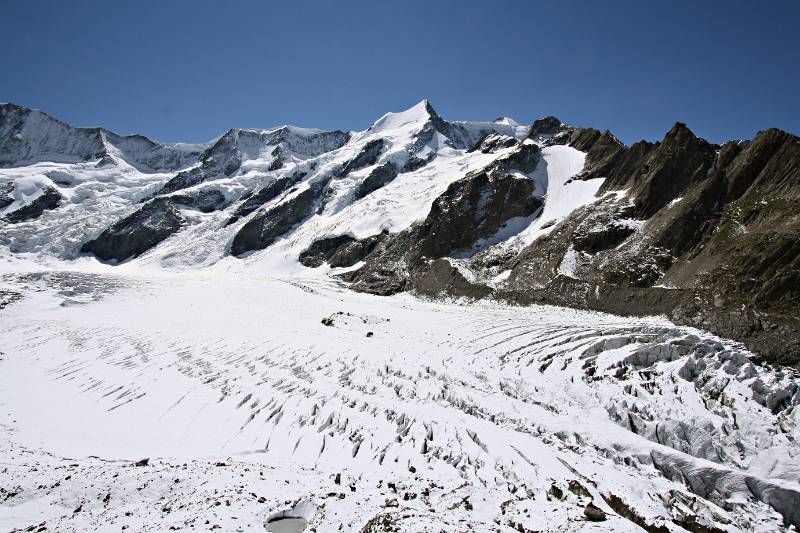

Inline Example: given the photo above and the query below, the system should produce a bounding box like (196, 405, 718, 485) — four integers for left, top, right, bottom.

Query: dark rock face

(575, 131, 628, 180)
(415, 168, 542, 259)
(230, 183, 324, 256)
(226, 174, 305, 226)
(623, 124, 716, 217)
(338, 139, 386, 177)
(299, 235, 356, 267)
(159, 166, 211, 196)
(299, 232, 387, 268)
(339, 242, 410, 295)
(344, 142, 543, 296)
(567, 127, 603, 152)
(0, 182, 15, 209)
(527, 116, 562, 137)
(411, 259, 493, 300)
(569, 122, 717, 218)
(81, 198, 184, 261)
(2, 185, 62, 223)
(354, 165, 398, 200)
(474, 134, 518, 154)
(403, 121, 439, 171)
(169, 189, 228, 213)
(571, 210, 636, 254)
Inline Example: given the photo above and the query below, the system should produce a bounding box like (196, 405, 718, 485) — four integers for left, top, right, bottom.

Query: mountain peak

(369, 100, 438, 133)
(528, 116, 563, 136)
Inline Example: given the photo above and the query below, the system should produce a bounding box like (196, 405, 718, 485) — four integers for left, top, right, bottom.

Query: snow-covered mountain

(1, 100, 796, 362)
(1, 101, 799, 532)
(0, 103, 205, 171)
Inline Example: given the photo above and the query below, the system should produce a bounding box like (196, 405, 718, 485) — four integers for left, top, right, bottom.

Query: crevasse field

(1, 268, 797, 532)
(1, 103, 799, 532)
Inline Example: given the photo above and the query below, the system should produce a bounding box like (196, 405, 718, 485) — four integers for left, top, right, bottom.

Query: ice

(0, 269, 795, 531)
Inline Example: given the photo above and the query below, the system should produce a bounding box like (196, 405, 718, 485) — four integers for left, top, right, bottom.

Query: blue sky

(2, 1, 798, 144)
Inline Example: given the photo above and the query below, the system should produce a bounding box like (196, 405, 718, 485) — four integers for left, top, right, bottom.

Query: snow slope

(0, 101, 604, 280)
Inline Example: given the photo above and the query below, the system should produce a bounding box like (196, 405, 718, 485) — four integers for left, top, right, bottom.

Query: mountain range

(1, 101, 798, 365)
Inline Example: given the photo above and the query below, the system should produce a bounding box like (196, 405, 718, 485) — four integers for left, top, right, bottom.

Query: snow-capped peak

(368, 99, 438, 133)
(493, 116, 520, 126)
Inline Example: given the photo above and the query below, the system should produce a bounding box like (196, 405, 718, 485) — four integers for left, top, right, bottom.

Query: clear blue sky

(2, 0, 798, 145)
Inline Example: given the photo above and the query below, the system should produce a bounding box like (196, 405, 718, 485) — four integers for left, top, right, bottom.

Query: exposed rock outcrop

(344, 142, 543, 296)
(338, 139, 386, 177)
(473, 133, 518, 154)
(2, 185, 62, 223)
(354, 165, 398, 200)
(230, 182, 324, 256)
(527, 116, 563, 137)
(0, 182, 13, 209)
(225, 174, 303, 226)
(299, 232, 387, 268)
(169, 189, 228, 213)
(81, 197, 185, 261)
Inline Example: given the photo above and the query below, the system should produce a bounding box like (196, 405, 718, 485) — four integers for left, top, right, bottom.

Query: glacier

(1, 101, 799, 532)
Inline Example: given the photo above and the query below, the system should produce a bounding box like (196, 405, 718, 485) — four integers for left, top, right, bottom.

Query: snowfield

(0, 269, 797, 532)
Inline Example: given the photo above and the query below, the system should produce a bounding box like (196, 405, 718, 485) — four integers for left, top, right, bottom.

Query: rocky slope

(0, 101, 798, 365)
(345, 120, 800, 365)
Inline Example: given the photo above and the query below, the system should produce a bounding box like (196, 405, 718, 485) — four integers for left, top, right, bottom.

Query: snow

(369, 100, 434, 132)
(0, 101, 536, 271)
(558, 246, 581, 278)
(0, 269, 794, 531)
(0, 174, 53, 214)
(518, 145, 603, 244)
(1, 102, 798, 531)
